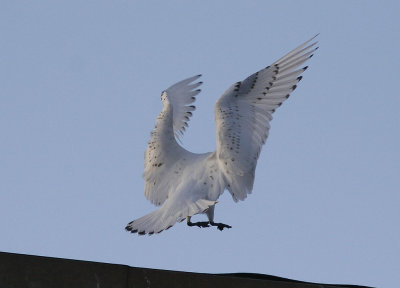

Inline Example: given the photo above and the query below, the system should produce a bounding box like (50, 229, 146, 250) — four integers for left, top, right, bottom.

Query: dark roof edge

(219, 273, 373, 288)
(0, 251, 374, 288)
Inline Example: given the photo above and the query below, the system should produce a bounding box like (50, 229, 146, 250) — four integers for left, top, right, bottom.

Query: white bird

(126, 35, 318, 235)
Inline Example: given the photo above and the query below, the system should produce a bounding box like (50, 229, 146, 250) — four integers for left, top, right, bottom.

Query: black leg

(187, 220, 210, 228)
(186, 218, 232, 231)
(210, 222, 232, 231)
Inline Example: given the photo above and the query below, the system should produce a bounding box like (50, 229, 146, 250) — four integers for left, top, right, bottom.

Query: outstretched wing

(215, 35, 318, 202)
(143, 75, 203, 206)
(165, 75, 202, 141)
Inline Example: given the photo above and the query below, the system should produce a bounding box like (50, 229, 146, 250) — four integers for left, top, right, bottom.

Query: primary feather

(126, 35, 318, 235)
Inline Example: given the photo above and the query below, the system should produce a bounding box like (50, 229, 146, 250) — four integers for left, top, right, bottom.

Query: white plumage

(126, 35, 318, 235)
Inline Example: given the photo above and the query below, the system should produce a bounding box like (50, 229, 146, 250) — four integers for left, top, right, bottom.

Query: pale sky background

(1, 1, 399, 287)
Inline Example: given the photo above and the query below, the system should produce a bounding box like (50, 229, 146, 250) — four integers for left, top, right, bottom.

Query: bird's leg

(210, 221, 232, 231)
(186, 216, 210, 228)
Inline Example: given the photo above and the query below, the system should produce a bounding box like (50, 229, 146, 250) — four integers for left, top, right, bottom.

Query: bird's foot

(187, 221, 210, 228)
(210, 222, 232, 231)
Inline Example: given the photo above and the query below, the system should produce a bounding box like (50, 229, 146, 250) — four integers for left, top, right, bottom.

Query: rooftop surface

(0, 251, 373, 288)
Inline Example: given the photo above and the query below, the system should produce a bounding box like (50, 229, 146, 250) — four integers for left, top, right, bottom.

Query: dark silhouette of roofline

(0, 251, 373, 288)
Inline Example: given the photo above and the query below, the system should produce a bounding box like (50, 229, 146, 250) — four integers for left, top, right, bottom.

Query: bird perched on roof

(126, 35, 318, 235)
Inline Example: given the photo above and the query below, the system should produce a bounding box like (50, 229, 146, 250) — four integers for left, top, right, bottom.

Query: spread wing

(215, 35, 318, 202)
(143, 75, 203, 206)
(165, 75, 202, 141)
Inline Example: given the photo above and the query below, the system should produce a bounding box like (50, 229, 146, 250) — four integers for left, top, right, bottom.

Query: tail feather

(125, 198, 216, 235)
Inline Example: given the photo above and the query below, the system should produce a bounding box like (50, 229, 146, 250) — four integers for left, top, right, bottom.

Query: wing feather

(164, 75, 203, 141)
(143, 75, 202, 206)
(215, 35, 318, 201)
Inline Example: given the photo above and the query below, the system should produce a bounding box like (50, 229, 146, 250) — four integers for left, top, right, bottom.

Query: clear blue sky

(1, 1, 399, 287)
